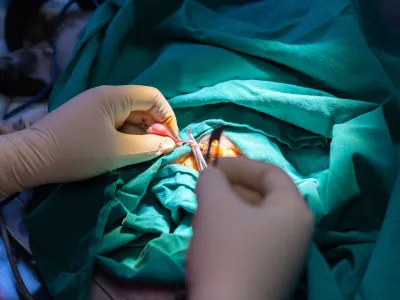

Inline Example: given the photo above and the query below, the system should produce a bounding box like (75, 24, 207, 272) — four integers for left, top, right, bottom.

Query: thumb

(196, 167, 240, 212)
(115, 132, 176, 166)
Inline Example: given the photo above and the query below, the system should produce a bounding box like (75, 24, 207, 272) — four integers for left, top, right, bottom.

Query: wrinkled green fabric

(23, 0, 400, 299)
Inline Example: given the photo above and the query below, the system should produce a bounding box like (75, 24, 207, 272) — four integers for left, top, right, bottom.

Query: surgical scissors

(187, 129, 208, 172)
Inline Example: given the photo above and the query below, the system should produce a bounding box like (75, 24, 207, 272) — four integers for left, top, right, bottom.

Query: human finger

(231, 184, 264, 206)
(119, 122, 147, 135)
(124, 111, 157, 131)
(216, 157, 298, 195)
(196, 167, 241, 210)
(114, 132, 176, 166)
(87, 85, 179, 138)
(113, 85, 179, 137)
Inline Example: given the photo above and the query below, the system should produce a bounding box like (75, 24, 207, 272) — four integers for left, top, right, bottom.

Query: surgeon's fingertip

(164, 117, 179, 138)
(196, 168, 217, 199)
(159, 137, 176, 154)
(172, 127, 180, 138)
(196, 167, 231, 201)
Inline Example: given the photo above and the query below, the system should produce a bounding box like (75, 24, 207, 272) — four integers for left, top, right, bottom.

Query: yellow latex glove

(188, 157, 314, 300)
(0, 85, 178, 196)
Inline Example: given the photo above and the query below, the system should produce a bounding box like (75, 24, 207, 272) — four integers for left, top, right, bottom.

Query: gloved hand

(0, 85, 178, 196)
(188, 157, 314, 300)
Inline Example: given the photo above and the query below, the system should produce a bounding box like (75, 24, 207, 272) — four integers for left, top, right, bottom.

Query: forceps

(187, 125, 224, 171)
(187, 129, 208, 171)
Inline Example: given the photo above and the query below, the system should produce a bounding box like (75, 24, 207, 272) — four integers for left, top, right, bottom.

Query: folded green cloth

(24, 0, 400, 299)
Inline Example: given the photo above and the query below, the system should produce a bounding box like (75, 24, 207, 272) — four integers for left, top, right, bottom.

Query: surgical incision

(173, 133, 243, 171)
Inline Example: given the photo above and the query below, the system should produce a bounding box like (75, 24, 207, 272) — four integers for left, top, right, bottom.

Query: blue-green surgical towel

(23, 0, 400, 299)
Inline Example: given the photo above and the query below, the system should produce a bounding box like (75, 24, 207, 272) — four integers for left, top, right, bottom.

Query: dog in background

(0, 0, 98, 134)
